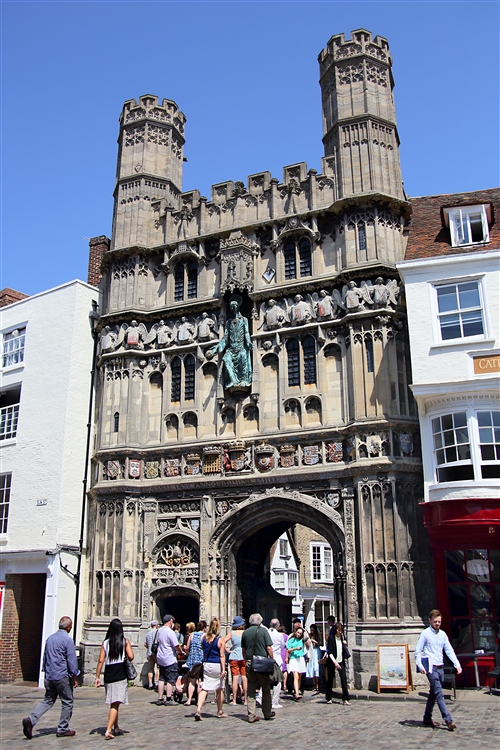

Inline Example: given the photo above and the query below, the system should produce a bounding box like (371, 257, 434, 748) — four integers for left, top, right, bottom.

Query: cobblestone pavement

(1, 685, 498, 750)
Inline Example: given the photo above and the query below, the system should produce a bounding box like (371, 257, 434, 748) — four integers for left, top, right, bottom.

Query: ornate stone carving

(255, 443, 274, 472)
(258, 299, 287, 330)
(326, 442, 344, 462)
(279, 445, 296, 468)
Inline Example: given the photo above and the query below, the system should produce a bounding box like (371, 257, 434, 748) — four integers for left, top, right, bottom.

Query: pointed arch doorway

(206, 488, 350, 630)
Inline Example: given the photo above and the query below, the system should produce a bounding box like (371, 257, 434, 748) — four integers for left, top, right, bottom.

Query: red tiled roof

(406, 188, 500, 260)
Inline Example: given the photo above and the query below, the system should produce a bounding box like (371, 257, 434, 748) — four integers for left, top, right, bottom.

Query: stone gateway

(83, 30, 433, 688)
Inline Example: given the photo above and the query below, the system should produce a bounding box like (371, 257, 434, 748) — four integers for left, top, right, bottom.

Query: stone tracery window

(155, 537, 199, 568)
(283, 237, 312, 280)
(174, 261, 198, 301)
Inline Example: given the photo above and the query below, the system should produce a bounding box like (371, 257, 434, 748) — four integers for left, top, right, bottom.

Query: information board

(377, 644, 412, 693)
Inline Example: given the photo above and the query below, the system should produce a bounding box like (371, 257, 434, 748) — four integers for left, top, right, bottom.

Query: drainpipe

(73, 301, 100, 642)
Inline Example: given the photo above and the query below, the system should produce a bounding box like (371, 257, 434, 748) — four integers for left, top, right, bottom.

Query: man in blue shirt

(415, 608, 462, 731)
(22, 616, 80, 739)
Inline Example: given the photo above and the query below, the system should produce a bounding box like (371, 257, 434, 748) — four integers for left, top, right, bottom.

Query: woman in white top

(95, 618, 134, 739)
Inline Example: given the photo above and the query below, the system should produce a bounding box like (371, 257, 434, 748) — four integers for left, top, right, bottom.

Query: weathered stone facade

(83, 29, 433, 688)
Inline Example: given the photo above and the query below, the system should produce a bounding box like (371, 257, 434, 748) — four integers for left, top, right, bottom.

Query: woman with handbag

(326, 622, 351, 705)
(286, 626, 311, 701)
(194, 618, 227, 720)
(184, 620, 207, 706)
(95, 618, 134, 740)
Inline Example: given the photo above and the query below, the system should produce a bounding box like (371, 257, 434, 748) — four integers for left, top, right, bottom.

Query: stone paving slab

(1, 686, 498, 750)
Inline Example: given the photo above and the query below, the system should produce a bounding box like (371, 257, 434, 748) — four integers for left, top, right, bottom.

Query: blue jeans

(424, 667, 452, 723)
(29, 678, 74, 733)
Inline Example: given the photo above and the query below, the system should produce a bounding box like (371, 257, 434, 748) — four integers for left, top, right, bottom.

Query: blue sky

(1, 1, 498, 296)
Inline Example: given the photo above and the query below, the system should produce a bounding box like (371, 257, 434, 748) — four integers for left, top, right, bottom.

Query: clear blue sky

(1, 1, 498, 296)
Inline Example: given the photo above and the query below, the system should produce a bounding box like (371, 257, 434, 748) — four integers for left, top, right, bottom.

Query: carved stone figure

(207, 294, 253, 389)
(116, 320, 156, 350)
(100, 326, 117, 353)
(196, 312, 217, 341)
(156, 320, 172, 347)
(370, 277, 400, 308)
(315, 290, 338, 319)
(177, 316, 195, 344)
(289, 294, 315, 325)
(259, 298, 286, 330)
(342, 281, 371, 311)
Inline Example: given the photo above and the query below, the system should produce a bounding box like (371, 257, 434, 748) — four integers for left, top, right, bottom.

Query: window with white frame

(431, 409, 500, 483)
(444, 205, 490, 247)
(2, 328, 26, 368)
(279, 538, 289, 558)
(0, 386, 21, 441)
(273, 571, 285, 593)
(311, 543, 333, 583)
(0, 474, 12, 534)
(435, 280, 485, 341)
(288, 571, 298, 598)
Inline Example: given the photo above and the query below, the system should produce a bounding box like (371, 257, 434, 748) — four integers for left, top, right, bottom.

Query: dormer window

(443, 205, 491, 248)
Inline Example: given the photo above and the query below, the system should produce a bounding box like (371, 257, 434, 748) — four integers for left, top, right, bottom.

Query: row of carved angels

(100, 312, 219, 353)
(257, 277, 399, 331)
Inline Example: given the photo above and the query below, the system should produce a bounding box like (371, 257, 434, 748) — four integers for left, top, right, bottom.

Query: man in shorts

(156, 614, 183, 705)
(144, 620, 159, 690)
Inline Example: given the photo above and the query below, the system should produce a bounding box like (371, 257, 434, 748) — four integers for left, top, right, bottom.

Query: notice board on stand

(377, 644, 414, 693)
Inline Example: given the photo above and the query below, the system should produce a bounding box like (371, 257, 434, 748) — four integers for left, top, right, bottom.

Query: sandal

(194, 712, 203, 721)
(217, 712, 227, 718)
(104, 732, 114, 740)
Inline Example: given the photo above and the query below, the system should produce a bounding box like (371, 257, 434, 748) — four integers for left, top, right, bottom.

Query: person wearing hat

(155, 615, 184, 705)
(223, 616, 247, 705)
(144, 620, 159, 690)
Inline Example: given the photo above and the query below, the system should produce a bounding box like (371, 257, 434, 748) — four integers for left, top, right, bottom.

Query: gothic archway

(204, 487, 354, 629)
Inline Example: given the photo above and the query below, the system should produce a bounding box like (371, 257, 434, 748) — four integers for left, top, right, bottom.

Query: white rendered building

(398, 188, 500, 686)
(0, 280, 99, 684)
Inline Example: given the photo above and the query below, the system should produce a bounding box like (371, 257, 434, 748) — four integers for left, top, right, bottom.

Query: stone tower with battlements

(83, 30, 432, 689)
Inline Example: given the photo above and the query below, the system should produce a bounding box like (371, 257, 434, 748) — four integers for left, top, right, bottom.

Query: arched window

(173, 261, 198, 301)
(302, 335, 316, 385)
(365, 339, 374, 373)
(183, 412, 197, 438)
(358, 223, 367, 252)
(174, 263, 184, 302)
(171, 357, 181, 401)
(113, 412, 119, 433)
(286, 339, 300, 386)
(187, 262, 198, 299)
(184, 355, 195, 400)
(284, 240, 296, 280)
(283, 236, 312, 280)
(298, 238, 312, 277)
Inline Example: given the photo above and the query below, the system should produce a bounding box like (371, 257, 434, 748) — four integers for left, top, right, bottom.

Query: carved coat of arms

(203, 446, 222, 474)
(303, 445, 320, 465)
(327, 442, 344, 462)
(255, 444, 274, 472)
(164, 459, 180, 477)
(129, 460, 142, 478)
(185, 454, 201, 475)
(399, 433, 413, 456)
(106, 460, 121, 479)
(145, 461, 159, 479)
(280, 445, 296, 468)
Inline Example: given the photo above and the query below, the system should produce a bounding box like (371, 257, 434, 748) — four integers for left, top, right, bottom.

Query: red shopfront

(423, 498, 500, 687)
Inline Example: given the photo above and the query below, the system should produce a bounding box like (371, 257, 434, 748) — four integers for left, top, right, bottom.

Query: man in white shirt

(268, 619, 285, 709)
(415, 609, 462, 731)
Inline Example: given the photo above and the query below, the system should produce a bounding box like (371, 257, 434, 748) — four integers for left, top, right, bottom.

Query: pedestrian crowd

(21, 607, 461, 739)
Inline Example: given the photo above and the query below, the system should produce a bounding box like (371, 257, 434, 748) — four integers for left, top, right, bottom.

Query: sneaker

(22, 718, 33, 740)
(273, 704, 283, 708)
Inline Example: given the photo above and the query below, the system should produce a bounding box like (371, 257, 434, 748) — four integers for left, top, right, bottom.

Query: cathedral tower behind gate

(84, 30, 432, 689)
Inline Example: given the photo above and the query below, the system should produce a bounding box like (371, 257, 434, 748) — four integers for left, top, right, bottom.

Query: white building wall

(0, 280, 99, 683)
(397, 249, 500, 504)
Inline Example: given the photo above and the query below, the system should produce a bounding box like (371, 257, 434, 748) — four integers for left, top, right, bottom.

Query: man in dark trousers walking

(22, 616, 80, 739)
(415, 609, 462, 731)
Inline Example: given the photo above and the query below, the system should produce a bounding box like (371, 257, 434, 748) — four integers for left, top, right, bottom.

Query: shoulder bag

(124, 641, 137, 680)
(190, 635, 216, 680)
(151, 630, 159, 655)
(250, 626, 275, 675)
